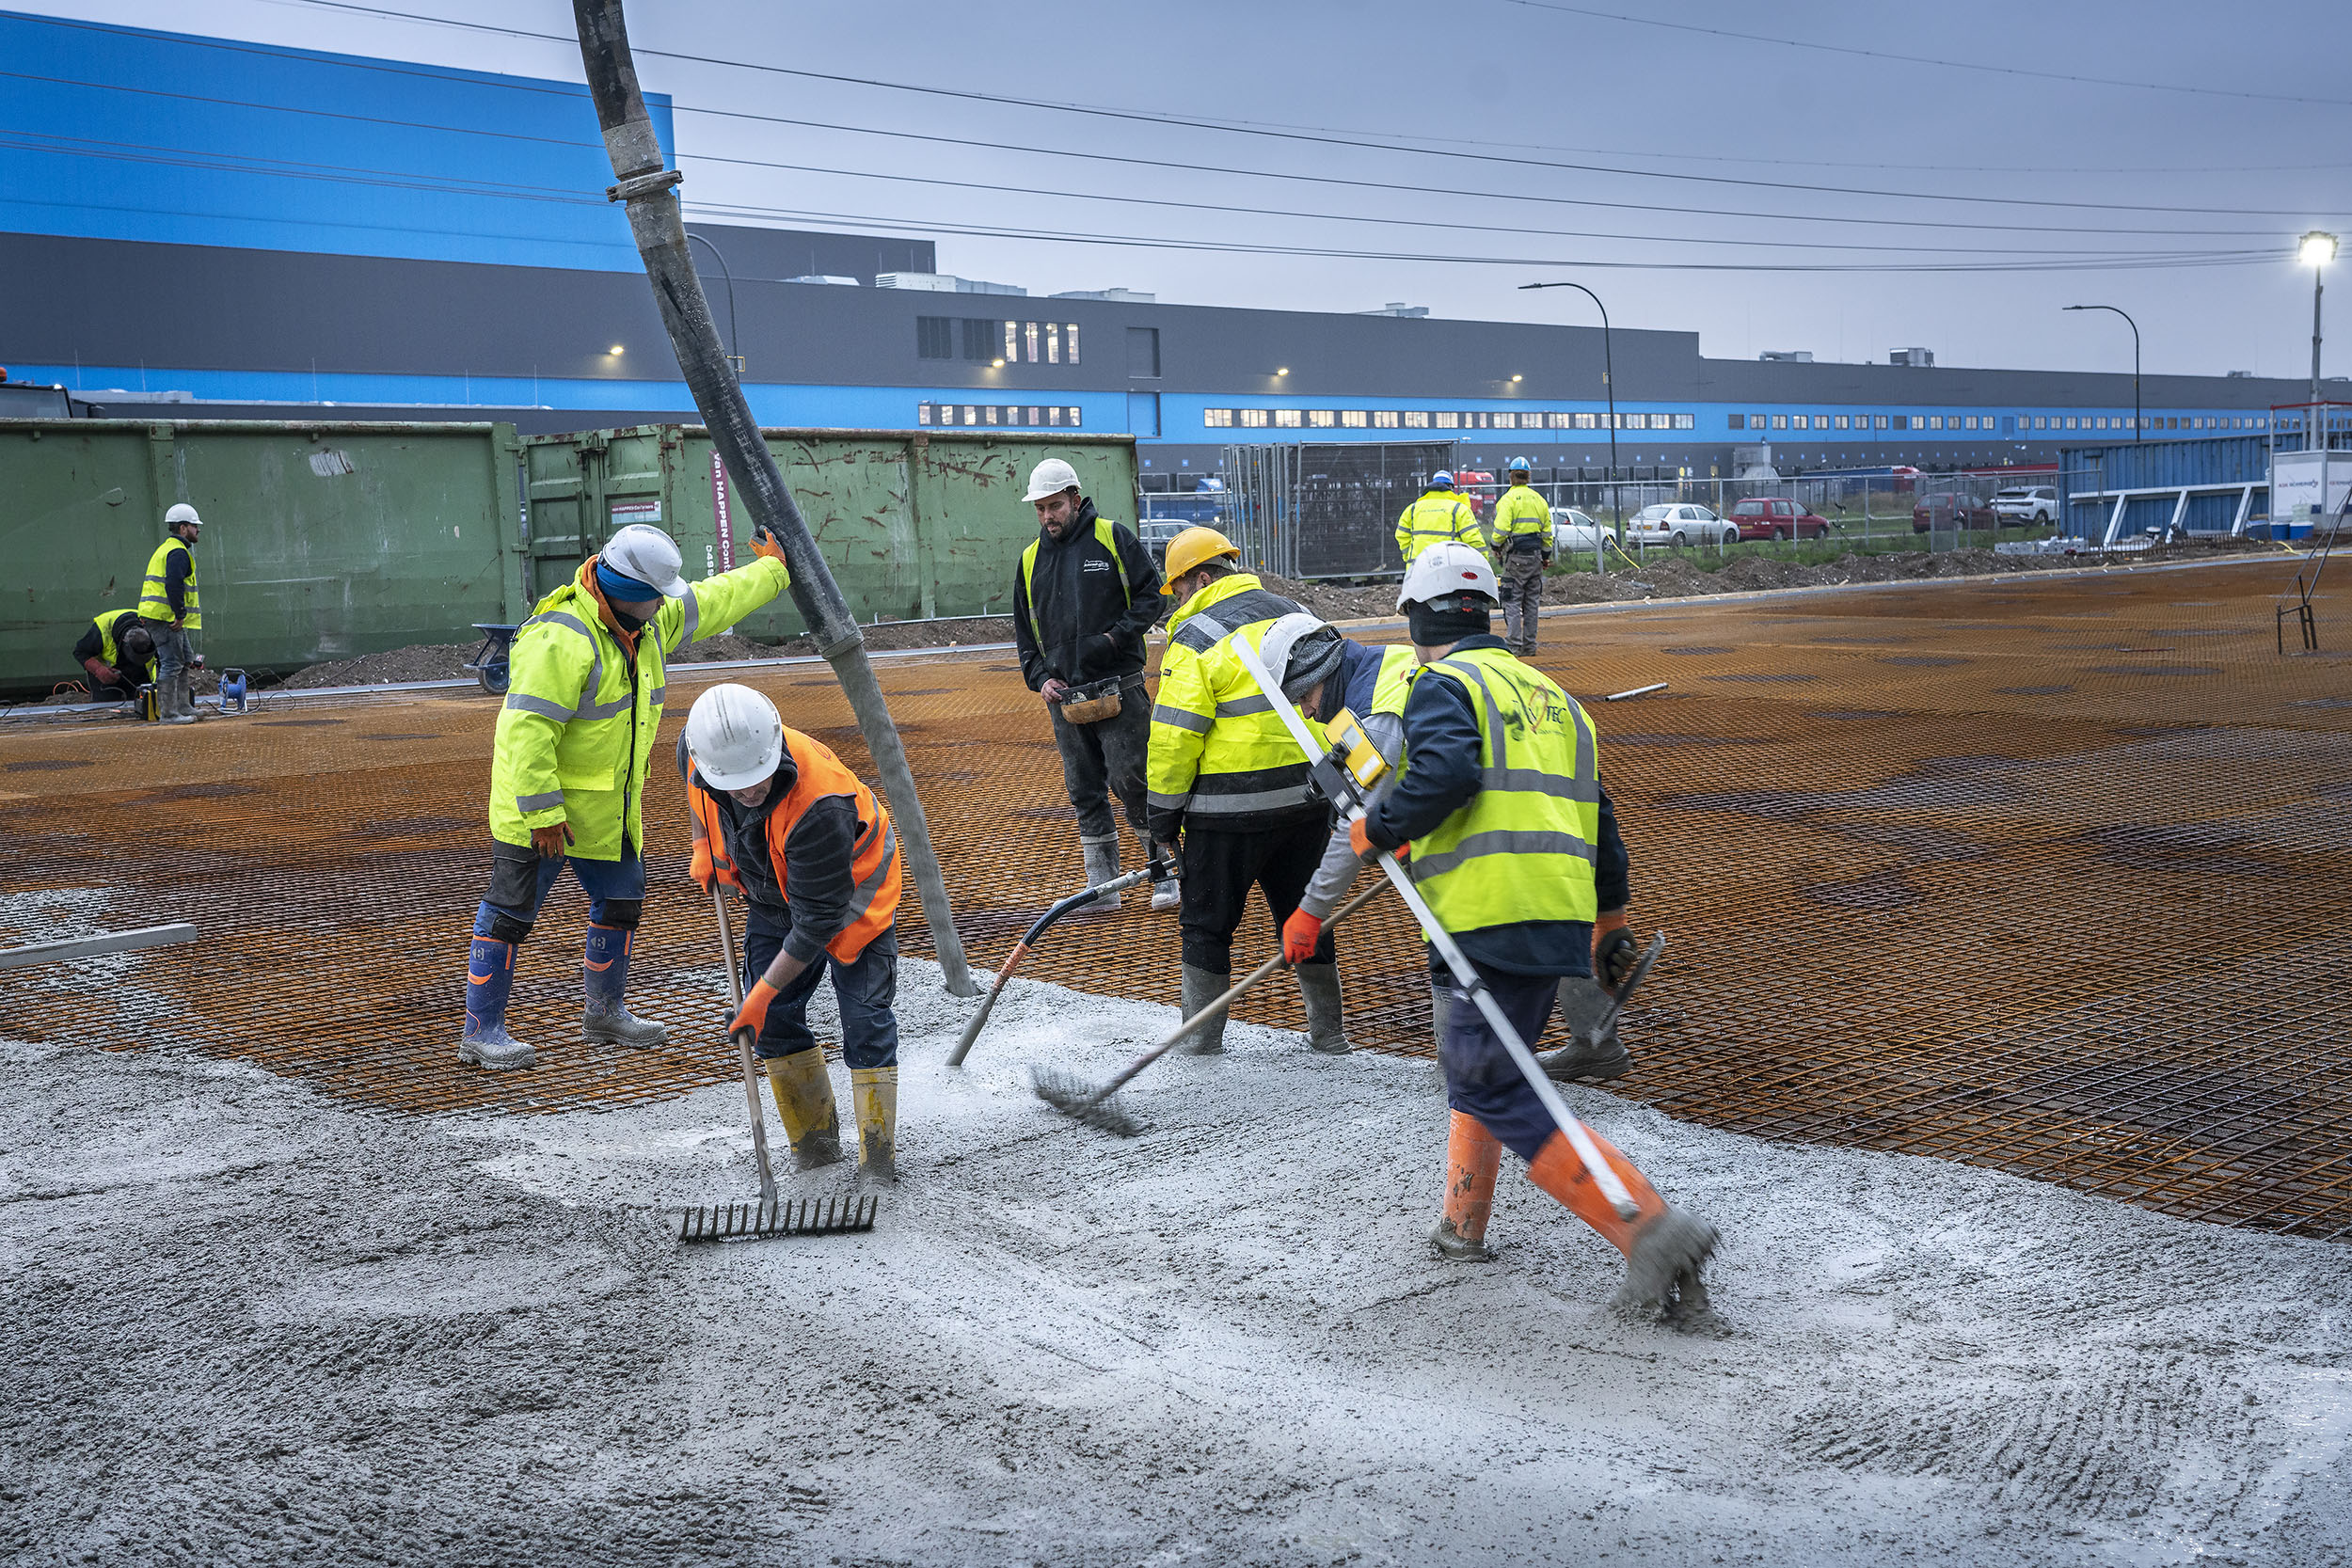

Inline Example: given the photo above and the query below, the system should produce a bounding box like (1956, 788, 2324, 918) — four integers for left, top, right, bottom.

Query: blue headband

(595, 562, 659, 602)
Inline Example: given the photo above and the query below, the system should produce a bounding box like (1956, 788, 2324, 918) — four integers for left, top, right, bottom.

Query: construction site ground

(5, 555, 2350, 1565)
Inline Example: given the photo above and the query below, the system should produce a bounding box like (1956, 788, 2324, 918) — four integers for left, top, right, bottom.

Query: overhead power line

(1504, 0, 2346, 109)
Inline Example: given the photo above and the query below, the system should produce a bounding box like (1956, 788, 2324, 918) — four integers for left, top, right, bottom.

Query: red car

(1911, 493, 1997, 532)
(1727, 497, 1831, 541)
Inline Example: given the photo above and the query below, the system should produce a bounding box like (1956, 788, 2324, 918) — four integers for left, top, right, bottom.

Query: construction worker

(681, 684, 903, 1182)
(73, 609, 158, 705)
(135, 502, 205, 725)
(457, 521, 791, 1071)
(1393, 469, 1478, 565)
(1486, 457, 1554, 655)
(1010, 456, 1170, 912)
(1349, 542, 1712, 1315)
(1147, 527, 1346, 1054)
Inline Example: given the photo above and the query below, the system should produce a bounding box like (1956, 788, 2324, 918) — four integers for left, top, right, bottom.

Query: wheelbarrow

(466, 623, 521, 695)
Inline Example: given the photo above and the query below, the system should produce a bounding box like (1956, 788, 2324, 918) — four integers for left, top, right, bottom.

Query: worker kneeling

(1352, 543, 1716, 1318)
(683, 684, 903, 1183)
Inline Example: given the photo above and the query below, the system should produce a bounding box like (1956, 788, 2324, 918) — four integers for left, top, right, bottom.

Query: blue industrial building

(0, 10, 2321, 482)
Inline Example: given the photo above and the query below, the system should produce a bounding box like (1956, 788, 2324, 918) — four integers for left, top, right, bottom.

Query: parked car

(1725, 497, 1832, 542)
(1627, 503, 1738, 549)
(1991, 485, 2058, 525)
(1550, 506, 1620, 554)
(1911, 492, 1998, 532)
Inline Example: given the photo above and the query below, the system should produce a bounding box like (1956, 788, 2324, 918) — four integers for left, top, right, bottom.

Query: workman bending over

(682, 684, 903, 1181)
(1350, 542, 1714, 1315)
(1010, 456, 1168, 911)
(1393, 470, 1479, 565)
(1145, 527, 1348, 1055)
(1485, 457, 1554, 655)
(74, 609, 158, 706)
(136, 502, 206, 725)
(458, 522, 790, 1071)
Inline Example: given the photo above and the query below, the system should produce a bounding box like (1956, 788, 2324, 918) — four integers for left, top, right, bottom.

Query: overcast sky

(29, 0, 2352, 378)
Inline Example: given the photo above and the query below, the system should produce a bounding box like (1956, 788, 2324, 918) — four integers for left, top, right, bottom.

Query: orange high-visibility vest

(686, 726, 901, 964)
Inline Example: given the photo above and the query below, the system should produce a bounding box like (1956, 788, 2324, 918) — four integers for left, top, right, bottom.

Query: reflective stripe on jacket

(1394, 491, 1476, 563)
(486, 551, 790, 857)
(1013, 505, 1161, 689)
(137, 538, 199, 628)
(1403, 644, 1600, 934)
(1145, 573, 1314, 838)
(686, 726, 900, 965)
(1488, 485, 1553, 552)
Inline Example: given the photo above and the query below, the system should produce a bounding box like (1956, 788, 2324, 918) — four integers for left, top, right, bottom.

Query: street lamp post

(2062, 305, 2140, 441)
(2301, 231, 2337, 421)
(1519, 280, 1621, 540)
(687, 231, 743, 375)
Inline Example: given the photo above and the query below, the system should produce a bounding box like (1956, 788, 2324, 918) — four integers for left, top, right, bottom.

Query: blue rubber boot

(582, 923, 668, 1047)
(458, 935, 535, 1069)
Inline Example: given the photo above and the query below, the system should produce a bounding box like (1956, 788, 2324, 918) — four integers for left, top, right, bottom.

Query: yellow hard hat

(1160, 526, 1242, 594)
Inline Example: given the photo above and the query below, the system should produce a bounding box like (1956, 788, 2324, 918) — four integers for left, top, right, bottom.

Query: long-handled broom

(1032, 879, 1385, 1136)
(947, 862, 1166, 1068)
(677, 886, 877, 1243)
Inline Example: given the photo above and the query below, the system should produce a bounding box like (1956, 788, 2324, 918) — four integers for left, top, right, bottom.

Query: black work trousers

(1178, 818, 1337, 975)
(1499, 548, 1547, 654)
(1050, 680, 1151, 840)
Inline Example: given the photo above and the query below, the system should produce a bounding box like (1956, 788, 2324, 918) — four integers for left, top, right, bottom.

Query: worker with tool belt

(135, 502, 206, 725)
(680, 684, 903, 1182)
(1393, 470, 1480, 565)
(457, 521, 791, 1071)
(1352, 543, 1709, 1299)
(1010, 456, 1170, 912)
(1147, 526, 1347, 1054)
(1485, 457, 1554, 655)
(73, 609, 159, 707)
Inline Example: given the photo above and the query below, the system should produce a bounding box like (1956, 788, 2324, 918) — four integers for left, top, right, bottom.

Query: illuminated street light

(2303, 230, 2338, 413)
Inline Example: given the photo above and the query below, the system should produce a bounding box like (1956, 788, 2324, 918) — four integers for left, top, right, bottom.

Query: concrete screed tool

(676, 887, 877, 1243)
(947, 859, 1171, 1069)
(1031, 879, 1387, 1136)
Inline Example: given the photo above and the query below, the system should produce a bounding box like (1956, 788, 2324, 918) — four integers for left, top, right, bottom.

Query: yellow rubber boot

(1431, 1110, 1501, 1260)
(851, 1065, 898, 1183)
(764, 1050, 844, 1170)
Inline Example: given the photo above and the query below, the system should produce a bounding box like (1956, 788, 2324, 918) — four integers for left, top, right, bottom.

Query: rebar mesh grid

(5, 557, 2347, 1234)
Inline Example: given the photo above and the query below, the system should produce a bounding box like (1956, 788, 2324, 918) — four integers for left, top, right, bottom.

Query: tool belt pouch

(1057, 679, 1124, 725)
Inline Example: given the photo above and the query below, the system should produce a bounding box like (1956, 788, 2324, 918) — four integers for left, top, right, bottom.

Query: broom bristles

(1030, 1067, 1141, 1138)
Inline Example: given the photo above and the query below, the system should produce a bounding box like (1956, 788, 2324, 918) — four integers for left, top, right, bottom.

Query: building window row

(917, 403, 1083, 428)
(1200, 408, 1694, 432)
(1729, 411, 2271, 435)
(915, 319, 1080, 365)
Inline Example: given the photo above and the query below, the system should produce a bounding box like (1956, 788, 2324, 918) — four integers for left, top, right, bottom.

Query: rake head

(676, 1194, 879, 1243)
(1029, 1066, 1140, 1138)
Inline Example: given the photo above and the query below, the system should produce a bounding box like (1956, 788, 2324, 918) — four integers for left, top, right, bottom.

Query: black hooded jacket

(1011, 499, 1164, 689)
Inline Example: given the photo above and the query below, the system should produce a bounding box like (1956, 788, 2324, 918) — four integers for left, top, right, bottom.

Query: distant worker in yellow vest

(1394, 470, 1479, 565)
(1485, 457, 1555, 655)
(135, 502, 206, 725)
(1348, 542, 1717, 1319)
(73, 609, 158, 707)
(458, 522, 792, 1071)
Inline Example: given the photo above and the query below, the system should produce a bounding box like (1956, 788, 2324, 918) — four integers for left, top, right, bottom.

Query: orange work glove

(530, 821, 574, 859)
(1281, 908, 1325, 965)
(749, 526, 788, 565)
(730, 978, 780, 1042)
(1593, 909, 1636, 989)
(1347, 816, 1405, 862)
(690, 838, 717, 894)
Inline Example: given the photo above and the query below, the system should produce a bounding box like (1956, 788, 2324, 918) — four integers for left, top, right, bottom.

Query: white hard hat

(165, 502, 203, 527)
(601, 523, 688, 598)
(685, 683, 785, 792)
(1025, 457, 1082, 503)
(1397, 541, 1498, 611)
(1257, 612, 1344, 703)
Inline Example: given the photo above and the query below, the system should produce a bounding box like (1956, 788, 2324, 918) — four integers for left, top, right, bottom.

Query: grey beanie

(1279, 624, 1346, 702)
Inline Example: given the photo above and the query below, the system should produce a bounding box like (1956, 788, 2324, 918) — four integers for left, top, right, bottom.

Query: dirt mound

(1252, 574, 1404, 621)
(772, 616, 1013, 657)
(282, 643, 479, 689)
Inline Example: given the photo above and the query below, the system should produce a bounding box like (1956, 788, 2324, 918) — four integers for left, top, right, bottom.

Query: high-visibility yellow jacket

(488, 552, 790, 859)
(88, 610, 158, 686)
(1487, 484, 1553, 555)
(137, 537, 199, 628)
(1403, 643, 1600, 934)
(1395, 490, 1477, 563)
(1145, 572, 1316, 840)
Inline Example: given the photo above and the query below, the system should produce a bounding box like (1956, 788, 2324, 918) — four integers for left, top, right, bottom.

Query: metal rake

(677, 1194, 879, 1243)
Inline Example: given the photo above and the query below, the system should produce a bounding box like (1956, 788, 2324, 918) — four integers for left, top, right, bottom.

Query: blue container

(2058, 435, 2271, 541)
